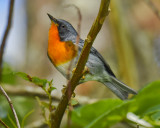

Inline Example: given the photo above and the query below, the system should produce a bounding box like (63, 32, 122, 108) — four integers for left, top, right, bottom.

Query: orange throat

(48, 23, 77, 66)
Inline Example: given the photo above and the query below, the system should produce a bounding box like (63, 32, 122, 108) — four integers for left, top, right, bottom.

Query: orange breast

(48, 23, 77, 66)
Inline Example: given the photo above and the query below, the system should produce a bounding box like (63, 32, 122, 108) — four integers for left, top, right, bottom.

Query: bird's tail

(104, 76, 137, 100)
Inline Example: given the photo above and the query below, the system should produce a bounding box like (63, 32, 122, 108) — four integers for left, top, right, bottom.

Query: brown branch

(65, 4, 82, 79)
(66, 4, 82, 46)
(144, 0, 160, 19)
(0, 0, 14, 80)
(64, 5, 82, 128)
(3, 85, 99, 105)
(0, 118, 9, 128)
(4, 86, 60, 102)
(51, 0, 111, 127)
(0, 85, 20, 128)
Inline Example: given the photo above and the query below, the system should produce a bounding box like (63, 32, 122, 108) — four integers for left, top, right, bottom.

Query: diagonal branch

(51, 0, 111, 127)
(64, 5, 82, 128)
(4, 86, 60, 101)
(0, 0, 14, 79)
(0, 118, 9, 128)
(0, 85, 21, 128)
(144, 0, 160, 20)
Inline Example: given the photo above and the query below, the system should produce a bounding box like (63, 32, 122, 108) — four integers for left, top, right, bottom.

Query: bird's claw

(61, 85, 67, 95)
(82, 66, 89, 74)
(81, 66, 90, 80)
(72, 92, 76, 98)
(61, 85, 76, 98)
(72, 67, 76, 74)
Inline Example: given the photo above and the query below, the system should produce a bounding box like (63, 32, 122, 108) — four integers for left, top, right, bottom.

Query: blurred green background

(0, 0, 160, 128)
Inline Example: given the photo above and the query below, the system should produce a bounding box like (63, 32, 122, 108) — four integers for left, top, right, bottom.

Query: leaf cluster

(72, 81, 160, 128)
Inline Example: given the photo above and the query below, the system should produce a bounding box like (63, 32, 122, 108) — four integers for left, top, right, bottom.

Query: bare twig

(144, 0, 160, 19)
(67, 4, 82, 47)
(67, 104, 73, 128)
(0, 118, 9, 128)
(64, 5, 82, 128)
(0, 0, 14, 79)
(3, 85, 98, 104)
(4, 86, 60, 101)
(0, 85, 20, 128)
(65, 4, 82, 47)
(65, 4, 82, 81)
(51, 0, 110, 127)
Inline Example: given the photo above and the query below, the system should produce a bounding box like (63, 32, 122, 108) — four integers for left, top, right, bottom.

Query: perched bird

(47, 13, 137, 100)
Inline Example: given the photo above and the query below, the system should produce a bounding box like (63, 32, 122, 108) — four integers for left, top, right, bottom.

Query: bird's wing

(78, 39, 116, 77)
(90, 47, 116, 77)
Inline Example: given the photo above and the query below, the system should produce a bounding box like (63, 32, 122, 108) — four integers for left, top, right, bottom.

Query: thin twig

(51, 0, 110, 127)
(3, 85, 98, 104)
(0, 0, 14, 79)
(0, 118, 9, 128)
(144, 0, 160, 19)
(64, 5, 82, 128)
(6, 88, 60, 101)
(67, 104, 73, 128)
(65, 4, 82, 47)
(0, 85, 21, 128)
(65, 4, 82, 81)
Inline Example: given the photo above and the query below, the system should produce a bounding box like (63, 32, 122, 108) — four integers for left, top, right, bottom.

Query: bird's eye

(61, 25, 65, 28)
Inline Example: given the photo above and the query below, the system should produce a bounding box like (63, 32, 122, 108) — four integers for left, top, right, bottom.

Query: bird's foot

(72, 92, 76, 98)
(81, 66, 90, 80)
(72, 67, 76, 74)
(83, 66, 89, 74)
(61, 85, 67, 95)
(61, 85, 76, 97)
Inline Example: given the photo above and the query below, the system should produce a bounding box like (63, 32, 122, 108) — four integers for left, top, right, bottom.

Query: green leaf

(71, 99, 124, 128)
(126, 81, 160, 126)
(1, 63, 16, 84)
(8, 114, 17, 128)
(41, 101, 50, 109)
(16, 72, 48, 87)
(71, 81, 160, 128)
(21, 109, 34, 128)
(50, 87, 56, 92)
(142, 105, 160, 117)
(130, 81, 160, 116)
(32, 77, 48, 87)
(84, 100, 133, 128)
(71, 98, 79, 106)
(151, 111, 160, 121)
(16, 72, 32, 82)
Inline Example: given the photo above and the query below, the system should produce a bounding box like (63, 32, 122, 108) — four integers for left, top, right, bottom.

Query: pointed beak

(47, 13, 58, 24)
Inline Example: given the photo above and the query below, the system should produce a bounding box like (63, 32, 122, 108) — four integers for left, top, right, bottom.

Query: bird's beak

(47, 13, 58, 25)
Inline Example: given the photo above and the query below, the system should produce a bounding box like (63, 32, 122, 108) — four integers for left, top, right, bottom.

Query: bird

(47, 13, 137, 100)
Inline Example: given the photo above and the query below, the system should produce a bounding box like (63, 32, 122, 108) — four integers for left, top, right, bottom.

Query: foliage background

(0, 0, 160, 128)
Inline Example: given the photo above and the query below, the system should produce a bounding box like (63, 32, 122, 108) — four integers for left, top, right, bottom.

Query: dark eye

(61, 25, 66, 29)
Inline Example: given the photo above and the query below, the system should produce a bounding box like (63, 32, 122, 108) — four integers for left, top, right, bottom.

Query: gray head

(47, 13, 78, 42)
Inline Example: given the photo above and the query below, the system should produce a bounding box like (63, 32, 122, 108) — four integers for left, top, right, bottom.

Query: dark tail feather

(104, 76, 137, 100)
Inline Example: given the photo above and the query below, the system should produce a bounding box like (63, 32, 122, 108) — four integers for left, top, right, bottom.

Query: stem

(0, 0, 14, 80)
(48, 89, 53, 128)
(51, 0, 110, 127)
(4, 86, 60, 102)
(67, 104, 72, 128)
(0, 85, 21, 128)
(109, 0, 138, 88)
(144, 0, 160, 20)
(0, 118, 9, 128)
(65, 5, 82, 128)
